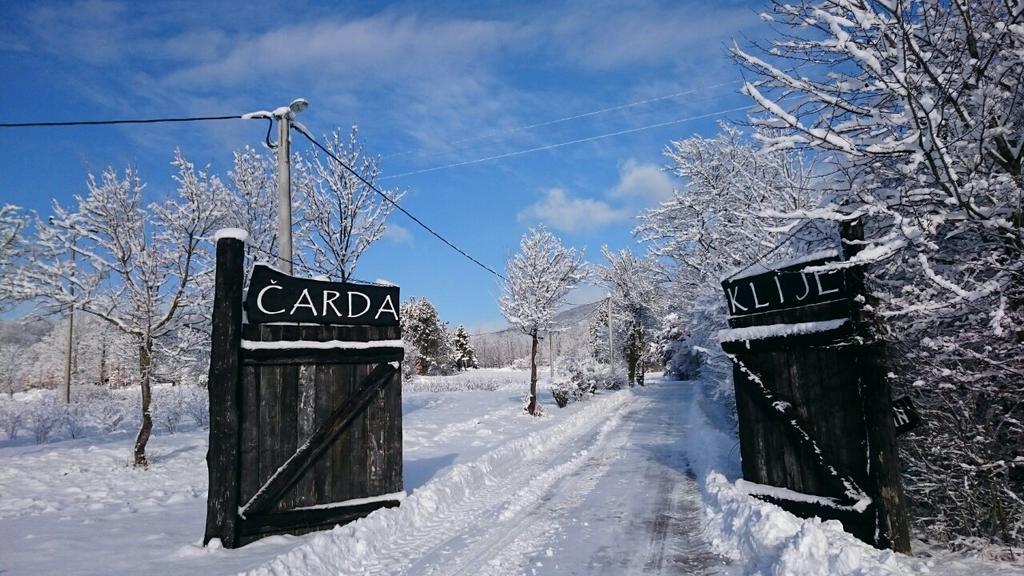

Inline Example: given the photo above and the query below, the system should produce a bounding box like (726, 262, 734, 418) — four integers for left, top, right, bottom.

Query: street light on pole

(271, 98, 308, 275)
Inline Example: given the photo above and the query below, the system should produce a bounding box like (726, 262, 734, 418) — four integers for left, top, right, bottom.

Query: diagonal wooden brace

(240, 362, 398, 518)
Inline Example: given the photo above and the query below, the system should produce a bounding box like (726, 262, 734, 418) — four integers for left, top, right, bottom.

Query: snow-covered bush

(62, 401, 89, 439)
(0, 399, 23, 440)
(152, 386, 185, 435)
(180, 385, 209, 429)
(26, 391, 63, 444)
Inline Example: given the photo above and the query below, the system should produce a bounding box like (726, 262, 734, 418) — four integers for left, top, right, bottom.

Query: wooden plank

(240, 363, 398, 517)
(314, 361, 336, 506)
(291, 326, 319, 508)
(204, 236, 245, 548)
(276, 362, 299, 511)
(239, 365, 261, 504)
(238, 499, 401, 541)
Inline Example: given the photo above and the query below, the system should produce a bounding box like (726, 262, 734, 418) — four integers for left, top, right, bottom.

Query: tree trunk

(527, 331, 539, 415)
(133, 337, 154, 467)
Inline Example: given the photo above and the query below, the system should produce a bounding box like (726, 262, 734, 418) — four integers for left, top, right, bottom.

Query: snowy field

(0, 369, 1020, 575)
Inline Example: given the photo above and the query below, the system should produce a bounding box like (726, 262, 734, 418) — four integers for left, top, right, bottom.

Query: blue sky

(0, 0, 765, 330)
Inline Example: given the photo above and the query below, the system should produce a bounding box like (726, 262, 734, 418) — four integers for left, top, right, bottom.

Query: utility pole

(549, 329, 555, 382)
(63, 304, 73, 403)
(607, 296, 614, 368)
(271, 99, 309, 274)
(63, 235, 76, 403)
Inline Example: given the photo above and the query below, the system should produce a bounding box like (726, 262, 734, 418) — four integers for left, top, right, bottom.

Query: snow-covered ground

(0, 369, 1020, 575)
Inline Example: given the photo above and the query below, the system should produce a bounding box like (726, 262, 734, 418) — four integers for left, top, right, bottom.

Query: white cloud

(610, 158, 675, 203)
(381, 223, 413, 246)
(517, 188, 628, 233)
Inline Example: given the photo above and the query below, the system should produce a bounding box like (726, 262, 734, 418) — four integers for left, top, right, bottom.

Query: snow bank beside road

(682, 376, 1023, 576)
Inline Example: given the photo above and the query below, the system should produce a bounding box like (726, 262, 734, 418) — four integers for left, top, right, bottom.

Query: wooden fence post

(842, 219, 911, 552)
(204, 235, 244, 548)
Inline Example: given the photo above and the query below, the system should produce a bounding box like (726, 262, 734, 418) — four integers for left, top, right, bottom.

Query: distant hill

(471, 299, 606, 367)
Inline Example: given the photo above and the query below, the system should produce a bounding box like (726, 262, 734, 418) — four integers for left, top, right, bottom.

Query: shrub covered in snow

(26, 391, 63, 444)
(0, 399, 23, 440)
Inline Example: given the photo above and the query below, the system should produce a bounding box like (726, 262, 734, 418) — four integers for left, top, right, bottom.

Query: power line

(0, 114, 243, 128)
(384, 81, 741, 160)
(292, 127, 507, 281)
(380, 106, 752, 180)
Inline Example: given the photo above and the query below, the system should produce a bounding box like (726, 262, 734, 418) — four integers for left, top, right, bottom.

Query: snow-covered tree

(733, 0, 1024, 548)
(596, 247, 664, 387)
(0, 204, 27, 310)
(636, 125, 822, 387)
(587, 306, 610, 364)
(451, 324, 477, 370)
(16, 152, 232, 466)
(400, 297, 449, 375)
(227, 146, 279, 277)
(499, 226, 587, 415)
(296, 127, 404, 282)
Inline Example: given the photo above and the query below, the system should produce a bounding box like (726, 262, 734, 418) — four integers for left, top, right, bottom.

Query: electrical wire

(0, 115, 243, 128)
(293, 127, 508, 281)
(379, 106, 751, 181)
(384, 81, 741, 159)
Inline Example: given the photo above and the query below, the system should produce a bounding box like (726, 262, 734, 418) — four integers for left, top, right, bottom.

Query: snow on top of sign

(718, 318, 848, 343)
(722, 248, 839, 282)
(734, 479, 865, 511)
(241, 339, 404, 351)
(213, 228, 249, 243)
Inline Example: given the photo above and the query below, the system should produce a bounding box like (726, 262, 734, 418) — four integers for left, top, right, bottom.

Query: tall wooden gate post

(843, 219, 911, 552)
(205, 235, 245, 547)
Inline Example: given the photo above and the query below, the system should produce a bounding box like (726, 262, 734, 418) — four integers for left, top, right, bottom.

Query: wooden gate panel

(205, 239, 404, 548)
(720, 243, 909, 551)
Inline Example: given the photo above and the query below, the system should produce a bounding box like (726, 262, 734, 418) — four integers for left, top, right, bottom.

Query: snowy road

(249, 380, 728, 576)
(0, 373, 729, 576)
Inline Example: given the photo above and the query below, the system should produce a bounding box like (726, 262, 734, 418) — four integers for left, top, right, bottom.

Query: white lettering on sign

(774, 275, 785, 304)
(322, 290, 342, 317)
(794, 273, 811, 301)
(290, 288, 318, 316)
(814, 270, 841, 296)
(727, 285, 748, 314)
(348, 291, 371, 318)
(256, 282, 286, 315)
(375, 294, 398, 320)
(750, 283, 770, 309)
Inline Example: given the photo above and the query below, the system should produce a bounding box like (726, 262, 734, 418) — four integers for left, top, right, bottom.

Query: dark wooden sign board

(720, 247, 912, 553)
(205, 238, 404, 549)
(246, 264, 400, 326)
(721, 254, 848, 319)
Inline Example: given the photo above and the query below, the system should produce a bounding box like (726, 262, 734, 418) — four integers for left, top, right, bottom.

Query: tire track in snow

(245, 390, 635, 576)
(419, 399, 643, 576)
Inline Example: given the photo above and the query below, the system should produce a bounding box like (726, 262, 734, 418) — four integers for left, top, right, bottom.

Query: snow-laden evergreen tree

(596, 247, 664, 387)
(733, 0, 1024, 548)
(400, 297, 448, 375)
(295, 127, 404, 282)
(451, 324, 477, 370)
(14, 152, 232, 466)
(587, 306, 610, 363)
(499, 226, 587, 415)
